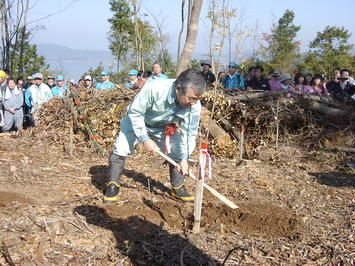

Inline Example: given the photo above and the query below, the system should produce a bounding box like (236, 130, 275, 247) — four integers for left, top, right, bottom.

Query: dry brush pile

(31, 86, 355, 158)
(32, 87, 136, 153)
(202, 87, 355, 158)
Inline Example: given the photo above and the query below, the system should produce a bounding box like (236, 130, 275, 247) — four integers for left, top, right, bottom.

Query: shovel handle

(155, 150, 239, 209)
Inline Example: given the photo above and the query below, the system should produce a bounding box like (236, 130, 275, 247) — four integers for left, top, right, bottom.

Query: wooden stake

(69, 120, 73, 157)
(155, 150, 239, 209)
(193, 178, 204, 234)
(275, 99, 280, 149)
(239, 125, 244, 160)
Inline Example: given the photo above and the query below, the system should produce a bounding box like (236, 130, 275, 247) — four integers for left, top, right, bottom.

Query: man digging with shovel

(104, 69, 207, 202)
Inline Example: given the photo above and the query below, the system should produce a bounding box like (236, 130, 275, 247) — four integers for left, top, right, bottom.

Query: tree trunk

(176, 0, 203, 75)
(18, 0, 29, 77)
(116, 55, 120, 72)
(176, 0, 186, 64)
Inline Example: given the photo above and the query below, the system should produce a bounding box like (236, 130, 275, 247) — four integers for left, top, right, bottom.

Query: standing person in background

(268, 69, 282, 91)
(217, 72, 226, 84)
(326, 68, 341, 94)
(25, 76, 34, 89)
(17, 77, 28, 127)
(292, 73, 304, 92)
(125, 69, 138, 89)
(338, 69, 355, 96)
(246, 65, 270, 91)
(152, 63, 169, 79)
(200, 60, 216, 85)
(51, 75, 69, 98)
(2, 78, 23, 132)
(25, 73, 52, 125)
(0, 70, 8, 91)
(78, 79, 84, 87)
(222, 62, 245, 92)
(16, 77, 25, 90)
(133, 71, 153, 91)
(47, 76, 55, 89)
(303, 72, 313, 93)
(280, 73, 293, 90)
(96, 71, 115, 90)
(3, 69, 10, 79)
(244, 66, 254, 83)
(309, 74, 329, 95)
(83, 75, 95, 90)
(0, 70, 7, 128)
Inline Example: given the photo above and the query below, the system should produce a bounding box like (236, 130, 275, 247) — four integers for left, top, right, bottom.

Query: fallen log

(226, 90, 354, 118)
(228, 90, 341, 106)
(306, 101, 349, 117)
(325, 146, 355, 153)
(200, 106, 233, 146)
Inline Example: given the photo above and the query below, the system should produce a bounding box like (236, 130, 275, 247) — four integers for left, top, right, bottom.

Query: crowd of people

(0, 69, 118, 132)
(0, 61, 354, 133)
(213, 62, 355, 98)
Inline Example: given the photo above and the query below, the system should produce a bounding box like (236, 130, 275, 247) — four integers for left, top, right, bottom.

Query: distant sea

(47, 58, 116, 82)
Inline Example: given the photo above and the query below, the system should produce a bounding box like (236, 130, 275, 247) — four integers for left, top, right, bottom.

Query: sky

(29, 0, 355, 60)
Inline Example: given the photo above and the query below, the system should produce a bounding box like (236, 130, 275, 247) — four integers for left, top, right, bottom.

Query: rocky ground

(0, 132, 354, 265)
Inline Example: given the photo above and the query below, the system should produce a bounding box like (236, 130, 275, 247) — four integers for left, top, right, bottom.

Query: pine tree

(303, 26, 354, 78)
(263, 9, 301, 73)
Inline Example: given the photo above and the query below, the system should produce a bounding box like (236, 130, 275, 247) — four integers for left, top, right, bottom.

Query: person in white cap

(84, 75, 95, 90)
(25, 73, 52, 125)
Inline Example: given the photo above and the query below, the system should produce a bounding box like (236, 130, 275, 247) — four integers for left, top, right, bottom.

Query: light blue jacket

(51, 85, 68, 98)
(125, 80, 135, 90)
(25, 83, 53, 113)
(152, 73, 169, 79)
(125, 78, 200, 160)
(96, 80, 115, 90)
(222, 73, 245, 89)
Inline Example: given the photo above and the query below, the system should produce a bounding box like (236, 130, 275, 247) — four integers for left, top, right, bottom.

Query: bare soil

(0, 132, 354, 265)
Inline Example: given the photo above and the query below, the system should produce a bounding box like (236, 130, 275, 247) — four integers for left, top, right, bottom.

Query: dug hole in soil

(105, 199, 300, 238)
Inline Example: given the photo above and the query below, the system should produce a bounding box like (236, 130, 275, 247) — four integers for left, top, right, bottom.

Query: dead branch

(1, 241, 15, 266)
(325, 146, 355, 153)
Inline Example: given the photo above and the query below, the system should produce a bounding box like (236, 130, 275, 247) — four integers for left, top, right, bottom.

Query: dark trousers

(108, 152, 184, 188)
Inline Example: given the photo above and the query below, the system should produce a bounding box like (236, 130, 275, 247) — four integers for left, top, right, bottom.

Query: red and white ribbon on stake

(164, 123, 176, 154)
(198, 142, 212, 180)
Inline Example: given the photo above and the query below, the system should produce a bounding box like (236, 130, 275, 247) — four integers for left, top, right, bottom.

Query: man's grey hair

(175, 68, 207, 95)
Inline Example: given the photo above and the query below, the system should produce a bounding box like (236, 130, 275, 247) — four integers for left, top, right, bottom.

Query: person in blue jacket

(222, 62, 245, 92)
(25, 73, 52, 125)
(152, 63, 169, 79)
(104, 69, 207, 203)
(125, 69, 138, 89)
(51, 75, 68, 98)
(95, 71, 115, 90)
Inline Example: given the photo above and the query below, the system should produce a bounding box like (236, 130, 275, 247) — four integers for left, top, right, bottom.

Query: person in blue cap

(222, 62, 245, 92)
(51, 75, 69, 98)
(125, 69, 138, 89)
(96, 71, 115, 90)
